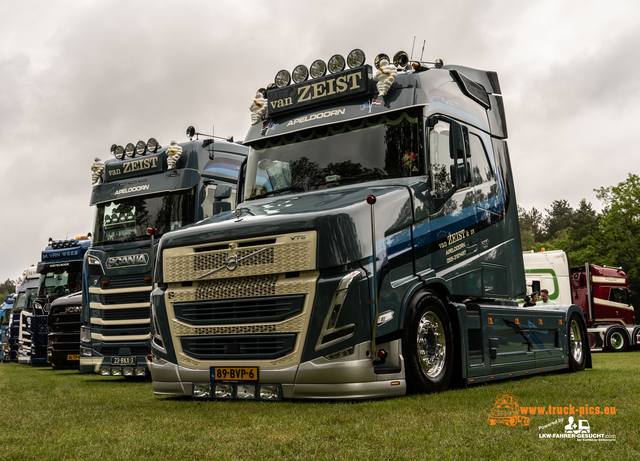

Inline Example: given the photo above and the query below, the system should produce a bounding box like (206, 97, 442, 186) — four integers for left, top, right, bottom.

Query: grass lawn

(1, 351, 639, 460)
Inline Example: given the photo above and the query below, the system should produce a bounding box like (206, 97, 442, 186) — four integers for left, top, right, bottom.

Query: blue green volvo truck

(80, 134, 247, 377)
(148, 49, 591, 400)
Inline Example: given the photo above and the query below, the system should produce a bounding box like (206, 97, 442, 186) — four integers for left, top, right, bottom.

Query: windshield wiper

(246, 186, 304, 201)
(311, 172, 384, 188)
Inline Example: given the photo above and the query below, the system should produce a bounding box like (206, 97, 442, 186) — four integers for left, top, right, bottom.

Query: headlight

(80, 327, 91, 343)
(347, 49, 366, 68)
(147, 138, 159, 153)
(87, 255, 101, 266)
(328, 54, 345, 74)
(310, 59, 327, 79)
(125, 143, 135, 158)
(274, 69, 291, 88)
(135, 140, 146, 156)
(292, 64, 308, 84)
(114, 145, 124, 160)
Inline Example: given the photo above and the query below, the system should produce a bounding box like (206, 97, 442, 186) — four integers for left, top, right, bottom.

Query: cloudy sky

(1, 0, 639, 283)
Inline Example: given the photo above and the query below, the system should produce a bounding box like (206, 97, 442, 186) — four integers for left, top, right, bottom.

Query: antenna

(420, 40, 426, 61)
(411, 36, 416, 60)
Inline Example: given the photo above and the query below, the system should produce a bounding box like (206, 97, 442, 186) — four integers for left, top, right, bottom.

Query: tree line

(519, 173, 640, 317)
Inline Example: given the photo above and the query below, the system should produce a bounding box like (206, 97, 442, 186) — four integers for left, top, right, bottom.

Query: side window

(469, 134, 493, 186)
(429, 120, 454, 195)
(609, 287, 630, 305)
(202, 184, 236, 219)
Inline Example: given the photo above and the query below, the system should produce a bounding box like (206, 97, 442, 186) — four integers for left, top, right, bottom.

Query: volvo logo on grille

(195, 247, 269, 279)
(106, 253, 149, 269)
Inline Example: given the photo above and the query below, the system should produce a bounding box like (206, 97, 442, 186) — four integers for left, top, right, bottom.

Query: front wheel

(402, 292, 453, 393)
(605, 329, 629, 352)
(568, 313, 588, 371)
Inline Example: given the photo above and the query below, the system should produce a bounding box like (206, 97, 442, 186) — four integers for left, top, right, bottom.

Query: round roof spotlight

(266, 83, 276, 91)
(274, 69, 291, 88)
(292, 65, 309, 84)
(434, 58, 444, 69)
(114, 145, 125, 160)
(309, 59, 327, 79)
(347, 49, 366, 68)
(147, 137, 159, 153)
(327, 54, 345, 74)
(393, 51, 409, 69)
(125, 143, 135, 158)
(110, 144, 117, 155)
(257, 87, 267, 98)
(186, 126, 196, 139)
(135, 140, 146, 156)
(374, 53, 390, 69)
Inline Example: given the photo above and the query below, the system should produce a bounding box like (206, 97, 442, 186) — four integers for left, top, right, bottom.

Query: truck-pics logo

(487, 391, 530, 427)
(106, 253, 149, 269)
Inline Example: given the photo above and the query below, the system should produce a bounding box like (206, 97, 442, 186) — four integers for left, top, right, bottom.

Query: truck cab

(14, 267, 39, 364)
(35, 236, 92, 368)
(80, 133, 247, 378)
(149, 49, 590, 400)
(1, 294, 16, 362)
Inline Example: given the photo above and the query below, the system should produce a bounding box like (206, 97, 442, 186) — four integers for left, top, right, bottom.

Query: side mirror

(214, 184, 232, 200)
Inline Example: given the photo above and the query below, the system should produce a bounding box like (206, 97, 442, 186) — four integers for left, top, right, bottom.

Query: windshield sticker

(114, 184, 150, 196)
(286, 109, 346, 127)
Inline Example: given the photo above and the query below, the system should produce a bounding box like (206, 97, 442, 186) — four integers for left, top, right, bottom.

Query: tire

(568, 313, 587, 371)
(402, 292, 453, 393)
(605, 329, 629, 352)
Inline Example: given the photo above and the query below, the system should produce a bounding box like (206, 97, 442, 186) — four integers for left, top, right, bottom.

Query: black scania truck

(148, 49, 590, 400)
(80, 134, 247, 377)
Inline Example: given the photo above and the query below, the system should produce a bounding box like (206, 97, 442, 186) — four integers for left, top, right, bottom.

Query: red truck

(524, 250, 640, 352)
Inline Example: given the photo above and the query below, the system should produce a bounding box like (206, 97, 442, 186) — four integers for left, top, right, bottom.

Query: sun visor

(90, 169, 201, 206)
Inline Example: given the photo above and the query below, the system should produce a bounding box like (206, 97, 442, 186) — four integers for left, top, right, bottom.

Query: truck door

(423, 117, 481, 296)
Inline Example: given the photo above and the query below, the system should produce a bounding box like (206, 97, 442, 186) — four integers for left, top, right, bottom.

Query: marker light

(135, 140, 146, 156)
(125, 143, 135, 158)
(374, 53, 390, 69)
(347, 49, 366, 68)
(328, 54, 345, 74)
(275, 69, 291, 88)
(309, 59, 327, 79)
(147, 138, 159, 153)
(114, 145, 125, 160)
(292, 64, 309, 84)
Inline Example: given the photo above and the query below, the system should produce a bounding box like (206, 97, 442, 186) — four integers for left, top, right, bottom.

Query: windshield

(14, 292, 28, 310)
(93, 189, 195, 245)
(244, 110, 422, 199)
(38, 269, 83, 297)
(1, 309, 11, 326)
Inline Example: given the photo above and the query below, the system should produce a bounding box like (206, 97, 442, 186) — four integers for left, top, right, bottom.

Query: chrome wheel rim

(416, 311, 446, 378)
(569, 319, 583, 363)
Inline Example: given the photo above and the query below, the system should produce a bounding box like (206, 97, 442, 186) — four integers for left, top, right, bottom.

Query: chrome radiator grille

(163, 231, 318, 370)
